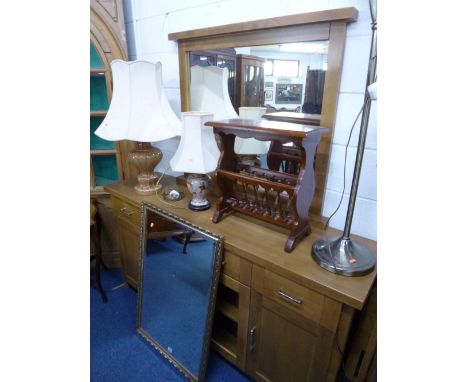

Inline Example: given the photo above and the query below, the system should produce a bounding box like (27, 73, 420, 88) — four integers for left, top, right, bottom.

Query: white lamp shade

(190, 66, 238, 120)
(95, 60, 182, 142)
(235, 107, 270, 155)
(170, 112, 220, 174)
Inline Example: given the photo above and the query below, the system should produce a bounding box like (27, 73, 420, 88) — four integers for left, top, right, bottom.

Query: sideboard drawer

(262, 270, 325, 323)
(112, 197, 140, 227)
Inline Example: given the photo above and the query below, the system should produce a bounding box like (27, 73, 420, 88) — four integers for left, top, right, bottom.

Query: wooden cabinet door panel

(116, 215, 141, 288)
(248, 290, 339, 382)
(256, 307, 318, 382)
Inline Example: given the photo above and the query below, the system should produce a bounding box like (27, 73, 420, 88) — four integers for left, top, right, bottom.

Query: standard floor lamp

(312, 2, 377, 276)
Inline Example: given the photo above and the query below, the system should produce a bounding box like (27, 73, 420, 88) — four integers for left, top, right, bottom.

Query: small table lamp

(170, 112, 220, 211)
(95, 60, 182, 195)
(235, 106, 270, 166)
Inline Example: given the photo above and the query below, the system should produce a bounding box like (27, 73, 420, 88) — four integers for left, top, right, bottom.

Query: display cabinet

(91, 0, 135, 266)
(235, 54, 265, 111)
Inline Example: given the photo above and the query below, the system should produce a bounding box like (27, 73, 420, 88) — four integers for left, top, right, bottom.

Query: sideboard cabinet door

(247, 291, 331, 382)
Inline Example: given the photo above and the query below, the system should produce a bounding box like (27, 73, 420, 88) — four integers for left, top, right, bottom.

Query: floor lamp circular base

(311, 236, 376, 277)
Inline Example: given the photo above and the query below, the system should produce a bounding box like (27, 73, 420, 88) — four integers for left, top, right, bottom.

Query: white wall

(122, 0, 376, 240)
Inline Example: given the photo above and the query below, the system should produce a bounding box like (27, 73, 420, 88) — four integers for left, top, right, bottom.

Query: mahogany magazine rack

(206, 118, 328, 252)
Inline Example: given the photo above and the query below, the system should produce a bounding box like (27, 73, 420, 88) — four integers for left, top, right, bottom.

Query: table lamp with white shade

(170, 112, 220, 211)
(235, 106, 270, 166)
(95, 60, 182, 195)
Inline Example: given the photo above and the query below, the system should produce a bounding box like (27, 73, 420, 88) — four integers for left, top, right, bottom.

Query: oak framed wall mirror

(136, 203, 224, 382)
(169, 7, 358, 225)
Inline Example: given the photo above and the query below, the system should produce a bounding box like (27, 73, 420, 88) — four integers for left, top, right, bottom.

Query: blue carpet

(91, 266, 253, 382)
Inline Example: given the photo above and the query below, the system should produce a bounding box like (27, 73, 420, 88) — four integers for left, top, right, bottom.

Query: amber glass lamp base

(129, 142, 163, 195)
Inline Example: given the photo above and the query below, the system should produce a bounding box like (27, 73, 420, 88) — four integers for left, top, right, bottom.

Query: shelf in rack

(90, 68, 107, 73)
(91, 149, 117, 155)
(211, 325, 237, 363)
(91, 110, 107, 117)
(216, 300, 239, 323)
(218, 169, 296, 193)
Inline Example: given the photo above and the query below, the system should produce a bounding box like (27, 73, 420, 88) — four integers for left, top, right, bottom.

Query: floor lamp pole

(311, 19, 377, 276)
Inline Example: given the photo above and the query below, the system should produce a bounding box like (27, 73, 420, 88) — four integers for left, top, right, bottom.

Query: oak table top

(105, 181, 376, 310)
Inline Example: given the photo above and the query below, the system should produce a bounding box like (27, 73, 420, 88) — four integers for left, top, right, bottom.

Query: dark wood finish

(264, 112, 321, 176)
(235, 54, 265, 111)
(207, 119, 328, 252)
(90, 200, 107, 302)
(263, 111, 321, 126)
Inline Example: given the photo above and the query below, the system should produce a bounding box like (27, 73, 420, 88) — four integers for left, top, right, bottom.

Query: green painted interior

(91, 116, 115, 150)
(92, 155, 119, 186)
(90, 73, 109, 111)
(90, 40, 119, 187)
(90, 42, 104, 68)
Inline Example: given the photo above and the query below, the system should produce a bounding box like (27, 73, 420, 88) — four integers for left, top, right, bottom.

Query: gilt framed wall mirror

(169, 7, 357, 224)
(136, 203, 224, 382)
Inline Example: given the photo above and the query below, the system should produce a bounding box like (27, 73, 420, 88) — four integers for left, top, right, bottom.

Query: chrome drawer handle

(276, 289, 303, 305)
(249, 326, 257, 352)
(120, 207, 134, 217)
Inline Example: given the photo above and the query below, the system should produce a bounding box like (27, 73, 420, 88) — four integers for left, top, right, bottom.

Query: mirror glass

(137, 203, 223, 382)
(238, 41, 328, 114)
(188, 41, 329, 172)
(189, 41, 328, 115)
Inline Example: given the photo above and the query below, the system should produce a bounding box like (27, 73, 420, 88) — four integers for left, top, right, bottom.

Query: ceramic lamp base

(129, 142, 163, 195)
(188, 200, 211, 211)
(186, 173, 211, 212)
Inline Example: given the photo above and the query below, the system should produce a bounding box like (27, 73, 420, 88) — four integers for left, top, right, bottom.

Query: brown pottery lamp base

(129, 142, 163, 195)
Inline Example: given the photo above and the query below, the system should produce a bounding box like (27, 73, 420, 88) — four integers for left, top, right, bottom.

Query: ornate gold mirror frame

(169, 7, 358, 224)
(136, 202, 224, 382)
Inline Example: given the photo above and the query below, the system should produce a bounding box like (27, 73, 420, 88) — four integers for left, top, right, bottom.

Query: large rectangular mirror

(169, 7, 358, 222)
(136, 203, 224, 382)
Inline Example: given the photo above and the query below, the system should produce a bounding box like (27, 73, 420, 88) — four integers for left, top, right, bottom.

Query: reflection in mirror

(189, 41, 329, 173)
(189, 42, 328, 115)
(137, 203, 223, 382)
